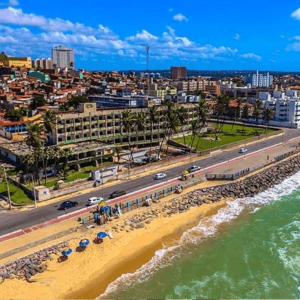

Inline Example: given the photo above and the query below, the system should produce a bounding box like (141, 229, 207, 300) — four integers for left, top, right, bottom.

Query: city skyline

(1, 0, 300, 71)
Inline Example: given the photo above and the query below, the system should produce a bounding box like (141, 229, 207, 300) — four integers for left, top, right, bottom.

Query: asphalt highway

(0, 129, 299, 236)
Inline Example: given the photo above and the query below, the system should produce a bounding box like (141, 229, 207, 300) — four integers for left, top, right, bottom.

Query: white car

(87, 197, 103, 206)
(188, 165, 201, 173)
(239, 148, 248, 154)
(154, 173, 167, 180)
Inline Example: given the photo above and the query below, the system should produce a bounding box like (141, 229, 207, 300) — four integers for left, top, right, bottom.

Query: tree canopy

(30, 96, 47, 110)
(5, 109, 23, 121)
(68, 95, 89, 109)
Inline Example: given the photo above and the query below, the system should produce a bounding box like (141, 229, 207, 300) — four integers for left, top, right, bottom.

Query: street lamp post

(2, 165, 11, 210)
(31, 174, 37, 208)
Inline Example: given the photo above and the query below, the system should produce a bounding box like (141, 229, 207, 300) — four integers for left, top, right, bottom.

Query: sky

(1, 0, 300, 71)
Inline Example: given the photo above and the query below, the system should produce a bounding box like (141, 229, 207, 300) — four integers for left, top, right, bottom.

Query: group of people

(93, 204, 122, 225)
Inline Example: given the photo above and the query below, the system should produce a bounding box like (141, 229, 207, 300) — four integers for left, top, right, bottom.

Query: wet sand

(0, 184, 227, 300)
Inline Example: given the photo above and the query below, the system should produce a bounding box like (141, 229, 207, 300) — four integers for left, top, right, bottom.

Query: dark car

(59, 200, 78, 210)
(109, 190, 126, 199)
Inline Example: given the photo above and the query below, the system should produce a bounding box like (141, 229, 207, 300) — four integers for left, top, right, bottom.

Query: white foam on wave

(97, 170, 300, 299)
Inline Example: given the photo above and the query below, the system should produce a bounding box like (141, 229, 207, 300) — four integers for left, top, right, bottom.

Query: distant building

(52, 46, 74, 69)
(245, 71, 273, 88)
(171, 66, 187, 79)
(8, 57, 32, 68)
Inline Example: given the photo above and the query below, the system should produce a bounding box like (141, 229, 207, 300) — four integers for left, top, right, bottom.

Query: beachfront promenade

(0, 128, 299, 239)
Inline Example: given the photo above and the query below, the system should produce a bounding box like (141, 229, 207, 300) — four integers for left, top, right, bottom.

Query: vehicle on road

(109, 190, 126, 199)
(87, 197, 103, 206)
(188, 165, 201, 173)
(154, 173, 167, 180)
(239, 148, 248, 154)
(59, 201, 78, 210)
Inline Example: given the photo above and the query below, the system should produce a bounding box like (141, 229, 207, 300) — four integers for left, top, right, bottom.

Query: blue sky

(1, 0, 300, 71)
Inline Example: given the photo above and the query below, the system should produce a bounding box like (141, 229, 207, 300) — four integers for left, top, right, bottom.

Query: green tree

(68, 95, 89, 110)
(254, 100, 263, 123)
(121, 109, 135, 161)
(134, 111, 147, 147)
(42, 110, 56, 143)
(58, 103, 70, 112)
(5, 109, 22, 121)
(114, 146, 123, 171)
(195, 99, 209, 151)
(147, 105, 159, 155)
(263, 108, 274, 133)
(176, 106, 188, 146)
(31, 96, 47, 110)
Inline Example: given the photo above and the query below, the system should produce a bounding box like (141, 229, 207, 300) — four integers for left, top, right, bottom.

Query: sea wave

(98, 170, 300, 299)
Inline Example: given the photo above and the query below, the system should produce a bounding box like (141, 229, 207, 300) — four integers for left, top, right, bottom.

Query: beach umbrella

(98, 200, 107, 207)
(79, 239, 90, 248)
(97, 232, 107, 239)
(61, 248, 72, 257)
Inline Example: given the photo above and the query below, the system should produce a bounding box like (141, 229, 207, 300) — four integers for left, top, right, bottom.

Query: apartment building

(258, 90, 300, 128)
(52, 46, 74, 69)
(171, 67, 187, 79)
(245, 71, 273, 88)
(51, 102, 199, 147)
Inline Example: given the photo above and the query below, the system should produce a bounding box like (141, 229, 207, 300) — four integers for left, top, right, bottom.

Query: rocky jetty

(114, 154, 300, 231)
(0, 242, 67, 282)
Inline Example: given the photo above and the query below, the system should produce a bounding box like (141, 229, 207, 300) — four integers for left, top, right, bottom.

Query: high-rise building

(171, 66, 187, 79)
(45, 58, 53, 69)
(245, 71, 273, 88)
(52, 46, 74, 69)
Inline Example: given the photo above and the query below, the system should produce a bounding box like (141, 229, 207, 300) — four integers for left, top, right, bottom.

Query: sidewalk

(7, 131, 288, 212)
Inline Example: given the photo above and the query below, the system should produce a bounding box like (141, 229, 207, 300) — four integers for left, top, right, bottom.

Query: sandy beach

(0, 182, 228, 300)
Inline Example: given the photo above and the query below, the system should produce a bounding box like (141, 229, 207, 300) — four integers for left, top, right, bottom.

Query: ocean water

(98, 171, 300, 299)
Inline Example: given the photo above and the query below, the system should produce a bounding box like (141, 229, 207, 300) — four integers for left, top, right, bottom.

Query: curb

(0, 137, 298, 244)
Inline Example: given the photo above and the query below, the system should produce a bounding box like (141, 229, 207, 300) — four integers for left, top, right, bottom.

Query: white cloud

(9, 0, 18, 5)
(280, 35, 285, 39)
(168, 8, 174, 12)
(239, 53, 262, 60)
(292, 8, 300, 20)
(234, 33, 240, 40)
(126, 30, 158, 41)
(0, 9, 261, 64)
(173, 13, 188, 22)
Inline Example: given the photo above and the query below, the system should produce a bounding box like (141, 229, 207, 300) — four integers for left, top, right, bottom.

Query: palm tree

(194, 99, 209, 151)
(254, 100, 262, 123)
(164, 112, 180, 154)
(147, 105, 159, 154)
(121, 109, 135, 162)
(176, 106, 188, 146)
(24, 123, 45, 149)
(53, 146, 62, 175)
(114, 146, 123, 171)
(135, 111, 147, 148)
(263, 108, 274, 133)
(236, 98, 242, 120)
(189, 120, 199, 152)
(42, 110, 56, 144)
(41, 147, 54, 185)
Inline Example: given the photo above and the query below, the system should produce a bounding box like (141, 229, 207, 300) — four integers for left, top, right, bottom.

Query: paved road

(0, 129, 299, 237)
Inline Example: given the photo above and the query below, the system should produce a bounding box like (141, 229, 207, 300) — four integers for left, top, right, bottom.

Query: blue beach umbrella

(97, 232, 107, 239)
(79, 239, 90, 247)
(61, 248, 72, 256)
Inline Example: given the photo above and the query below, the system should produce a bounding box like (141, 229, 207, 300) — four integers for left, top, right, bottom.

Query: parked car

(178, 150, 186, 155)
(109, 190, 126, 199)
(87, 197, 103, 206)
(59, 201, 78, 210)
(154, 173, 167, 180)
(239, 148, 248, 154)
(188, 165, 201, 173)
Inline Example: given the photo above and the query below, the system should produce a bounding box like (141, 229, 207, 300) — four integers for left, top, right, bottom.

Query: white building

(260, 90, 300, 128)
(52, 46, 74, 69)
(246, 71, 273, 88)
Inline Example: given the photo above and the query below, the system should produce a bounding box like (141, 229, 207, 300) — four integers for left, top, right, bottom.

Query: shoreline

(0, 189, 227, 300)
(1, 152, 300, 299)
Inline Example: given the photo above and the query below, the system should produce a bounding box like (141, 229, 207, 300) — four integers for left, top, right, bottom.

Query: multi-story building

(258, 90, 300, 128)
(245, 71, 273, 88)
(8, 57, 32, 68)
(52, 46, 74, 69)
(50, 102, 200, 147)
(171, 67, 187, 79)
(204, 82, 221, 95)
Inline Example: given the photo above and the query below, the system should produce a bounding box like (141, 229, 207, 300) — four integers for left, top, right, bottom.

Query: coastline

(0, 185, 227, 300)
(2, 152, 300, 299)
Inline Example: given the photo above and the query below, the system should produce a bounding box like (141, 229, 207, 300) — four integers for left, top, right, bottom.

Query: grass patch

(0, 182, 32, 204)
(174, 123, 276, 152)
